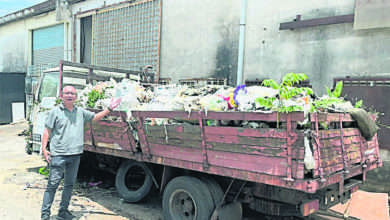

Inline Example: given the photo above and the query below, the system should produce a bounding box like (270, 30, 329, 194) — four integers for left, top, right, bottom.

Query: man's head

(62, 86, 77, 106)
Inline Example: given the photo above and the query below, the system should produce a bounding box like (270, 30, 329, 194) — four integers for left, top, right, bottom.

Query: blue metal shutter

(32, 24, 64, 65)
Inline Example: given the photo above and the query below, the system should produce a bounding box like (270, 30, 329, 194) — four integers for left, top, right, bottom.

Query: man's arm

(93, 97, 122, 121)
(42, 128, 51, 163)
(93, 108, 111, 121)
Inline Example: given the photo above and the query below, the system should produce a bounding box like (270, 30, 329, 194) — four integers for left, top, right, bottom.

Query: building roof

(0, 0, 85, 27)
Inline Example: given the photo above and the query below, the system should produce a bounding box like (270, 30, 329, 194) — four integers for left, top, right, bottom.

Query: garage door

(0, 73, 25, 124)
(32, 24, 64, 65)
(335, 78, 390, 150)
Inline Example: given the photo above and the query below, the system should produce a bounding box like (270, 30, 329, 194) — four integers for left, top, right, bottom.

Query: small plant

(255, 97, 276, 110)
(55, 98, 61, 105)
(87, 89, 105, 108)
(257, 73, 313, 113)
(313, 81, 344, 111)
(326, 81, 343, 98)
(354, 100, 363, 108)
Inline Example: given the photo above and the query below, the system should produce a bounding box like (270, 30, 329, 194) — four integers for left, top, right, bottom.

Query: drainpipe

(236, 0, 248, 86)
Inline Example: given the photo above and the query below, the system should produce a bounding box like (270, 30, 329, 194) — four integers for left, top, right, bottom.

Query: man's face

(62, 86, 77, 105)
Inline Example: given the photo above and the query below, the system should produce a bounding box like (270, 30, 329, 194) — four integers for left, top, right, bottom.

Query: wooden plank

(207, 150, 289, 176)
(145, 124, 200, 134)
(319, 136, 361, 147)
(318, 128, 360, 139)
(314, 153, 362, 177)
(148, 143, 203, 163)
(205, 133, 287, 147)
(321, 163, 344, 176)
(347, 152, 362, 164)
(208, 142, 287, 158)
(292, 147, 305, 160)
(314, 113, 354, 123)
(205, 127, 294, 139)
(208, 142, 305, 159)
(319, 142, 362, 153)
(147, 137, 202, 149)
(148, 143, 291, 177)
(319, 147, 361, 160)
(93, 135, 131, 150)
(314, 163, 356, 177)
(292, 160, 305, 179)
(204, 111, 305, 121)
(320, 156, 343, 168)
(133, 111, 202, 120)
(319, 150, 361, 162)
(146, 130, 202, 141)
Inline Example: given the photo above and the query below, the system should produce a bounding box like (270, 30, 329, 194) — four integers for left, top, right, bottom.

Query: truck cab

(26, 60, 140, 154)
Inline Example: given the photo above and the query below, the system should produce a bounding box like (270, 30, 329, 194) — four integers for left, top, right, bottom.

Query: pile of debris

(77, 73, 360, 116)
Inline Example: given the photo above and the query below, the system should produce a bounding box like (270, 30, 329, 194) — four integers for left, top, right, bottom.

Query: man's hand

(109, 97, 122, 110)
(94, 97, 122, 121)
(43, 149, 51, 163)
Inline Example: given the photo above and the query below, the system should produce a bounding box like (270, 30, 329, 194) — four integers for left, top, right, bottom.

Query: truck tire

(115, 160, 153, 203)
(163, 176, 214, 220)
(200, 177, 224, 206)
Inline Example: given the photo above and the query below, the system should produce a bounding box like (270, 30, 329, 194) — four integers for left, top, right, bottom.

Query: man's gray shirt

(45, 104, 95, 156)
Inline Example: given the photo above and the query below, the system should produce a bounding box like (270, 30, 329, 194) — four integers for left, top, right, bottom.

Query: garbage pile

(77, 73, 360, 116)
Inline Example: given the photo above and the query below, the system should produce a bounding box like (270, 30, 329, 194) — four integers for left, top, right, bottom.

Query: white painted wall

(0, 11, 69, 72)
(0, 20, 26, 72)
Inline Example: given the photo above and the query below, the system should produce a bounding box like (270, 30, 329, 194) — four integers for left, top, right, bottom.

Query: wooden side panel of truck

(83, 110, 381, 217)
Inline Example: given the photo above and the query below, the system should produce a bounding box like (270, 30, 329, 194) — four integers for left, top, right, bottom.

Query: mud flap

(210, 202, 242, 220)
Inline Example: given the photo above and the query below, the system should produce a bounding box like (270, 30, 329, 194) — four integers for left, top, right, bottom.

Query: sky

(0, 0, 46, 17)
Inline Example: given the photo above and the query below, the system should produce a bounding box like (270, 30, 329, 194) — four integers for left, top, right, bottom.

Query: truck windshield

(38, 71, 60, 102)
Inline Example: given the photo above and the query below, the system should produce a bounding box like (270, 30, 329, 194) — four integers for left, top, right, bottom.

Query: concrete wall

(159, 0, 240, 84)
(0, 20, 26, 72)
(0, 11, 67, 72)
(244, 0, 390, 95)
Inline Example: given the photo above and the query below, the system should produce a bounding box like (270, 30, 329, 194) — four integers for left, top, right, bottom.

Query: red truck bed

(84, 110, 382, 194)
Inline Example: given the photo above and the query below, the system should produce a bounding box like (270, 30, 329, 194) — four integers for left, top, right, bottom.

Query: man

(41, 86, 121, 220)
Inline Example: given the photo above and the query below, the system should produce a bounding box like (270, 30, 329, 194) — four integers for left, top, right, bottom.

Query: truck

(27, 61, 382, 219)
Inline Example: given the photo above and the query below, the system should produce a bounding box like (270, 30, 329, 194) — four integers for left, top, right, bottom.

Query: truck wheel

(200, 177, 224, 206)
(115, 160, 153, 203)
(163, 176, 214, 220)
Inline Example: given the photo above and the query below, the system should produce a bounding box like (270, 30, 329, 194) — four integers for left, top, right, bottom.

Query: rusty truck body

(28, 61, 382, 219)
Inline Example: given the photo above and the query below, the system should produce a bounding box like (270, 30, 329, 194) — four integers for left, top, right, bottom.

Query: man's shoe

(57, 210, 75, 220)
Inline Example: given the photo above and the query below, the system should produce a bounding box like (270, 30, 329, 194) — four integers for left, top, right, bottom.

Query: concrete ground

(0, 121, 163, 220)
(0, 121, 388, 220)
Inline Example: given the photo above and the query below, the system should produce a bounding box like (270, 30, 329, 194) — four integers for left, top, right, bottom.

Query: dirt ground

(0, 121, 388, 220)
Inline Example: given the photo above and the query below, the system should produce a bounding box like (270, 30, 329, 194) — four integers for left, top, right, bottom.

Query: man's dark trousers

(41, 155, 80, 218)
